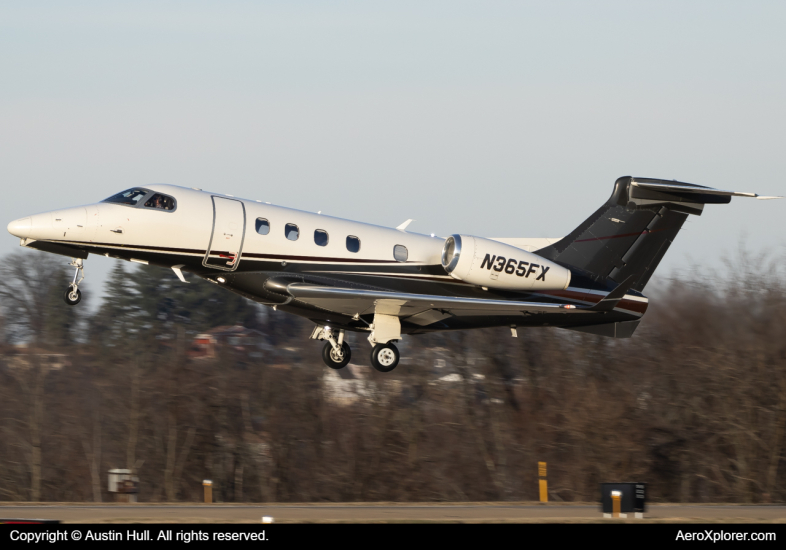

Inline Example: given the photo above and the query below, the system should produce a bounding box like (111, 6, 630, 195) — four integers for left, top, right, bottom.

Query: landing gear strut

(311, 326, 351, 369)
(370, 343, 399, 372)
(63, 258, 84, 306)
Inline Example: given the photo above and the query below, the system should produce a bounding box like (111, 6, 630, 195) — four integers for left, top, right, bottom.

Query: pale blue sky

(2, 1, 784, 306)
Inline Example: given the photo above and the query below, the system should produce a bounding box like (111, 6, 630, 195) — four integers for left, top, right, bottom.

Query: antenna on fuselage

(396, 219, 414, 231)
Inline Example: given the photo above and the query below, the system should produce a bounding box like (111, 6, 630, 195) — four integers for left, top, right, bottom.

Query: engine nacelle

(441, 235, 571, 291)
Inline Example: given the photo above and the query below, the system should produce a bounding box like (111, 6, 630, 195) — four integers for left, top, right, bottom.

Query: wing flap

(404, 309, 453, 326)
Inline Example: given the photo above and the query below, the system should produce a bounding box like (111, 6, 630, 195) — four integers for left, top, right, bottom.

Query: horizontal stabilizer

(631, 181, 782, 200)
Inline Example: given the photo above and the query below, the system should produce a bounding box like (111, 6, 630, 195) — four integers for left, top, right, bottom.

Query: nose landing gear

(63, 258, 84, 306)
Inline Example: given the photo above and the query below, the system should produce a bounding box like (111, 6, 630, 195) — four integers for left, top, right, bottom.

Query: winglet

(396, 219, 414, 231)
(590, 275, 636, 312)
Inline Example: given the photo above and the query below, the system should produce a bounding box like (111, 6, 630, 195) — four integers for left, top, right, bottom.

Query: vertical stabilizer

(535, 176, 772, 292)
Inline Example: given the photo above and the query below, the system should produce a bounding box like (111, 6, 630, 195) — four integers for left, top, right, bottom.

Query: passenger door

(203, 197, 246, 271)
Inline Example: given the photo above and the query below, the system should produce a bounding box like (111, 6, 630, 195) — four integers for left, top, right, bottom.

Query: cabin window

(394, 245, 408, 262)
(346, 235, 360, 253)
(255, 218, 270, 235)
(143, 193, 176, 211)
(285, 223, 299, 241)
(314, 229, 329, 247)
(102, 188, 149, 206)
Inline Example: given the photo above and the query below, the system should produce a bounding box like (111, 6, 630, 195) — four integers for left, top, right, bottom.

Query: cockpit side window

(102, 188, 150, 206)
(143, 193, 176, 211)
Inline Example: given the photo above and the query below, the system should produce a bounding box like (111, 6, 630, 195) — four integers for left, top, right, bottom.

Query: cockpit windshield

(144, 193, 176, 211)
(102, 188, 177, 211)
(102, 188, 150, 206)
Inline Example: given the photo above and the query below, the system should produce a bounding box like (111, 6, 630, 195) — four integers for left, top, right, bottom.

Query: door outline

(203, 196, 247, 272)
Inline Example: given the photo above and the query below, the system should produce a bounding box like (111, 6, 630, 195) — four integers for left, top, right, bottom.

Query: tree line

(0, 248, 784, 503)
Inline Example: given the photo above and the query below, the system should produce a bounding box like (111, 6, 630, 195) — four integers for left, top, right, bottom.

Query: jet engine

(441, 235, 571, 291)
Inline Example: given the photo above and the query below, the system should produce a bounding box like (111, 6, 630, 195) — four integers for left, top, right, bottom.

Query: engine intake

(441, 234, 571, 291)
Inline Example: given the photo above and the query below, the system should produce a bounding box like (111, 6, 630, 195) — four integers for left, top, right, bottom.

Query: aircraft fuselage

(6, 184, 646, 336)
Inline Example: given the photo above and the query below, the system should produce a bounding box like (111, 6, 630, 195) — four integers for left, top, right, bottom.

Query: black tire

(370, 343, 400, 372)
(63, 287, 82, 306)
(321, 341, 351, 369)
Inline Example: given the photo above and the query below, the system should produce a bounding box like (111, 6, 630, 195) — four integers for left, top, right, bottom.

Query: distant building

(322, 364, 373, 405)
(322, 363, 403, 405)
(190, 325, 269, 360)
(4, 345, 70, 371)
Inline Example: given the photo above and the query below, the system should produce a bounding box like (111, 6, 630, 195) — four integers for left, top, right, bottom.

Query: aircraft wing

(285, 283, 589, 326)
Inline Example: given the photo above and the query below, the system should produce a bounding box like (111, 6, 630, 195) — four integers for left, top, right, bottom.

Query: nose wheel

(63, 258, 85, 306)
(370, 343, 399, 372)
(64, 287, 82, 305)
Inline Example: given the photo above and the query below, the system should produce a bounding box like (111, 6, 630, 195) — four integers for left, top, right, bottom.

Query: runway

(1, 503, 785, 523)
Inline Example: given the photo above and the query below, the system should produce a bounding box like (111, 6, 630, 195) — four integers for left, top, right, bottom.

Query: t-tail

(536, 176, 781, 293)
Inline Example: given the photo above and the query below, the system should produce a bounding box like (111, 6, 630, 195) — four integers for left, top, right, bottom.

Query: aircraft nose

(7, 217, 31, 238)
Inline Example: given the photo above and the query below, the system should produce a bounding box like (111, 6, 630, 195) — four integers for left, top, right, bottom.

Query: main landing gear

(310, 326, 401, 372)
(322, 340, 352, 369)
(370, 343, 400, 373)
(313, 327, 352, 369)
(63, 258, 84, 306)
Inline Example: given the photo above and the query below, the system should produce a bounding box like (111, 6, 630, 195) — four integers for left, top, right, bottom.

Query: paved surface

(1, 503, 785, 523)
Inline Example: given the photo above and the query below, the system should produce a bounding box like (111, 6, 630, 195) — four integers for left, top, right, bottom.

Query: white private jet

(6, 177, 779, 372)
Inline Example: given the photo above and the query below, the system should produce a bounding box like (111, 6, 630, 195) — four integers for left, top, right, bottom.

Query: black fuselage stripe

(55, 239, 645, 315)
(64, 240, 405, 264)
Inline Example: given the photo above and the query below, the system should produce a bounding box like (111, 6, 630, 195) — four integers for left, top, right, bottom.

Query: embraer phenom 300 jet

(6, 177, 780, 372)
